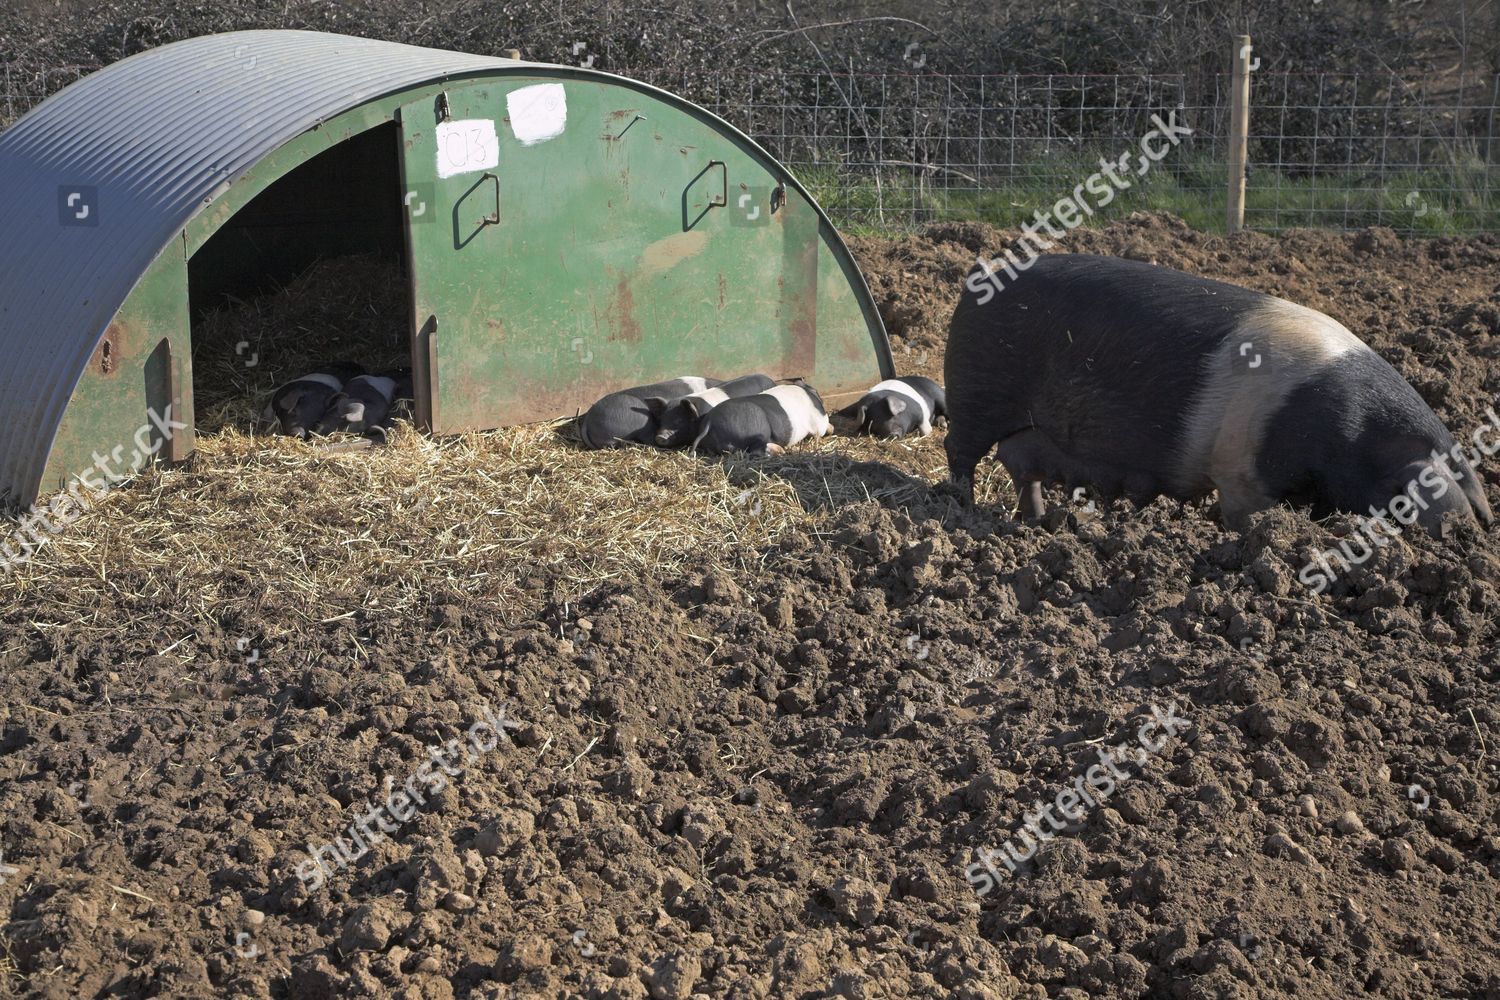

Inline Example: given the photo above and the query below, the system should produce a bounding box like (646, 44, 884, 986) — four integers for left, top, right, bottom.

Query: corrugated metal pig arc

(0, 30, 891, 506)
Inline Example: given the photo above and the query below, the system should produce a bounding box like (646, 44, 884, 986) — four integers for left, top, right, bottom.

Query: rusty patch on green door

(93, 324, 124, 377)
(609, 278, 643, 344)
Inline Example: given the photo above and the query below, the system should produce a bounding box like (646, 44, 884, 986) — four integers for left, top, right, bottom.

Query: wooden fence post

(1228, 35, 1252, 233)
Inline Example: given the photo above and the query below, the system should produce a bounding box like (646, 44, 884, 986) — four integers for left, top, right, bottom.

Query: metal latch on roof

(435, 92, 451, 123)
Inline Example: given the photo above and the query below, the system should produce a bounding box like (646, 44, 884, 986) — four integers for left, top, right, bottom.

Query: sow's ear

(315, 392, 347, 424)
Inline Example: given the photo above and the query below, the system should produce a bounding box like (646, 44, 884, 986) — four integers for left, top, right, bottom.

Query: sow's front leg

(1017, 482, 1046, 519)
(943, 421, 1000, 506)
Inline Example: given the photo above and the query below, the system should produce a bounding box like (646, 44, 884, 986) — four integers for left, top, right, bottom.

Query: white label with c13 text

(436, 119, 500, 179)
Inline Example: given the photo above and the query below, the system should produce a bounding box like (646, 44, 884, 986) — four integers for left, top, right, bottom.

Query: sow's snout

(1380, 453, 1493, 539)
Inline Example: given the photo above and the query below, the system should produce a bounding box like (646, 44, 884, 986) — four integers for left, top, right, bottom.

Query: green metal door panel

(397, 77, 830, 433)
(41, 246, 193, 495)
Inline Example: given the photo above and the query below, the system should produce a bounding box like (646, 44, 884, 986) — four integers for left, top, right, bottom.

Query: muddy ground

(2, 214, 1499, 999)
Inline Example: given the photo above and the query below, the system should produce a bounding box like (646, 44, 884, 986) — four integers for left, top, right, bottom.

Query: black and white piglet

(691, 382, 831, 456)
(578, 377, 721, 449)
(649, 373, 776, 448)
(831, 376, 946, 438)
(315, 372, 404, 439)
(263, 362, 364, 439)
(386, 367, 414, 403)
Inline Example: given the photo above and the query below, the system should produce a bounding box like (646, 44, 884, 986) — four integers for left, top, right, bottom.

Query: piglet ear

(828, 404, 864, 434)
(685, 396, 714, 418)
(829, 403, 863, 435)
(282, 387, 306, 410)
(885, 396, 908, 415)
(643, 396, 670, 417)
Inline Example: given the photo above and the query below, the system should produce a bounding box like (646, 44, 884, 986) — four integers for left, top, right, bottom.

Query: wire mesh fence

(3, 60, 1496, 235)
(633, 69, 1227, 233)
(637, 68, 1500, 236)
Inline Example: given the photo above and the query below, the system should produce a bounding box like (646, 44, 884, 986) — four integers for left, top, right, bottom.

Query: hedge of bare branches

(2, 0, 1495, 165)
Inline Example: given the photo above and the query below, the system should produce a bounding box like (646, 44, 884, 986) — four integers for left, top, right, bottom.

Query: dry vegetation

(0, 400, 1010, 641)
(2, 0, 1491, 97)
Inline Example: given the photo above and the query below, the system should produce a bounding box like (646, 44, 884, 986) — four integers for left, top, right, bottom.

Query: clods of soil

(2, 214, 1499, 1000)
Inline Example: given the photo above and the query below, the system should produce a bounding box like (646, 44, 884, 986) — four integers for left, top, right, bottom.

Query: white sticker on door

(506, 84, 567, 146)
(435, 119, 500, 179)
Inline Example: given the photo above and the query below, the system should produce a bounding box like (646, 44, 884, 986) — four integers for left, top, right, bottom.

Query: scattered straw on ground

(0, 418, 1013, 642)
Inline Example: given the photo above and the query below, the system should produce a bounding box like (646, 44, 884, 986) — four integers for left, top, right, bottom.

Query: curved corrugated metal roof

(0, 30, 519, 504)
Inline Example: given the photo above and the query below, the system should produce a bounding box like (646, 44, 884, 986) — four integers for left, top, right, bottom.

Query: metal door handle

(707, 160, 726, 208)
(480, 172, 500, 226)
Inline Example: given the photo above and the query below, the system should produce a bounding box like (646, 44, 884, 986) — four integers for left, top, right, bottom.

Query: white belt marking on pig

(1175, 296, 1369, 524)
(868, 378, 933, 433)
(691, 387, 729, 409)
(766, 384, 831, 445)
(350, 376, 397, 400)
(297, 373, 344, 392)
(677, 376, 711, 394)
